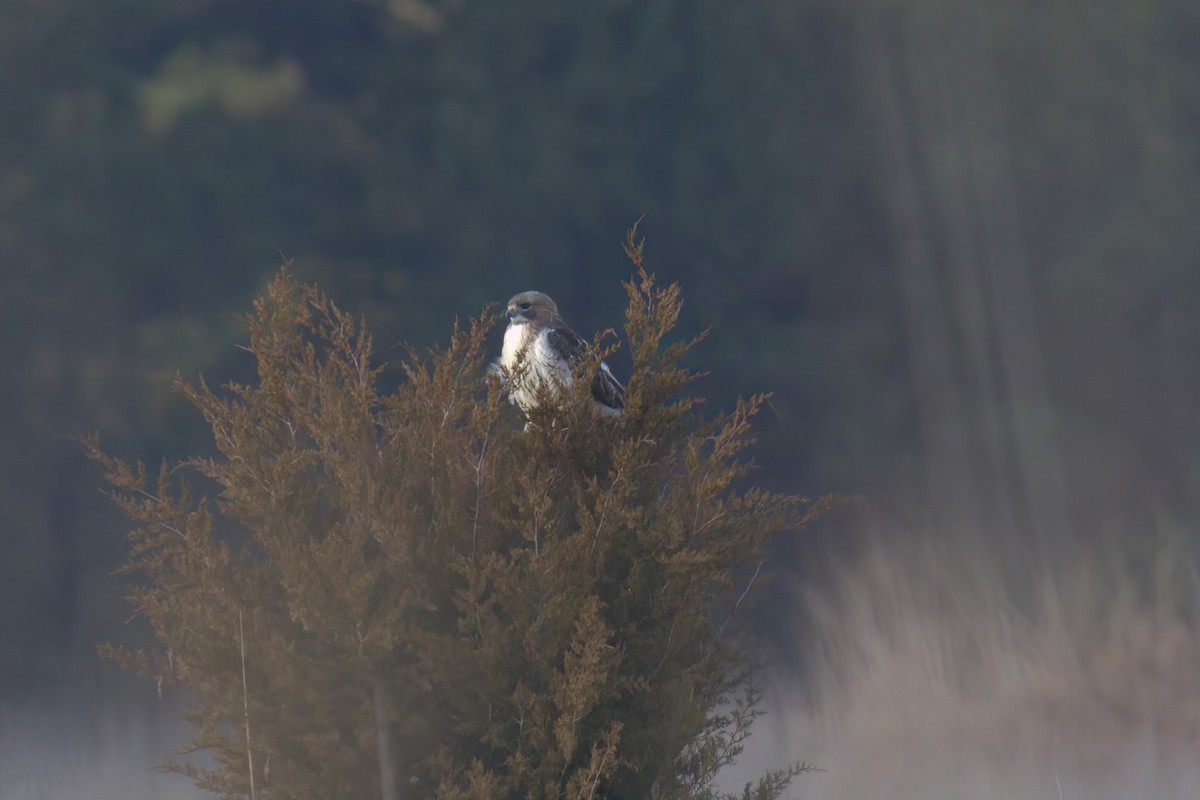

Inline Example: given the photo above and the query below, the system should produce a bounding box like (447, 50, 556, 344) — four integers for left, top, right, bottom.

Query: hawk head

(505, 291, 560, 327)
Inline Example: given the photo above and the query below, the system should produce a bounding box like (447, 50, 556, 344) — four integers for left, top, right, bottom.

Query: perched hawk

(493, 290, 625, 417)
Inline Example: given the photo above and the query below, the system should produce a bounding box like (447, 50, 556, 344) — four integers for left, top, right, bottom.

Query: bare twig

(470, 432, 490, 566)
(588, 468, 622, 558)
(375, 679, 399, 800)
(158, 520, 188, 541)
(716, 560, 765, 638)
(239, 609, 256, 800)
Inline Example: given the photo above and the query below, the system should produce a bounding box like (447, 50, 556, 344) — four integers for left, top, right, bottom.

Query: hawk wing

(546, 326, 625, 412)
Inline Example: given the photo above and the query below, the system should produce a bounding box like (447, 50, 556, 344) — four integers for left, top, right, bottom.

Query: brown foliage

(88, 236, 825, 800)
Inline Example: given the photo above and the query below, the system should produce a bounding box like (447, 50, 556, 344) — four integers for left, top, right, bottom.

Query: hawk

(493, 290, 625, 417)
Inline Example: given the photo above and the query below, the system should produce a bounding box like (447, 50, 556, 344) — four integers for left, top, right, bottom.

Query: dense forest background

(4, 1, 1200, 797)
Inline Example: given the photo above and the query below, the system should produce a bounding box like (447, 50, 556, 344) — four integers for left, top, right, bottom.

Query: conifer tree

(88, 232, 826, 800)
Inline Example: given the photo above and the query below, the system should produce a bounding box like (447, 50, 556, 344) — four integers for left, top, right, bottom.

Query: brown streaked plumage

(492, 290, 625, 417)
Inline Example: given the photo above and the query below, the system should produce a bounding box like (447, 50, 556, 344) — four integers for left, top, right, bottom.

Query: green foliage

(88, 243, 824, 799)
(138, 40, 305, 135)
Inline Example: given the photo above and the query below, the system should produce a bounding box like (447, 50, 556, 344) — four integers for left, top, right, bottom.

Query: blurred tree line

(3, 0, 1200, 690)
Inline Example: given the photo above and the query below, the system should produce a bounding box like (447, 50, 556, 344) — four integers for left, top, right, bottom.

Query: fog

(1, 692, 200, 800)
(16, 527, 1199, 799)
(719, 531, 1200, 799)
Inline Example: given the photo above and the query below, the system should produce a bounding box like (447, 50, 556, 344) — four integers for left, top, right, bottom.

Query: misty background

(3, 1, 1199, 798)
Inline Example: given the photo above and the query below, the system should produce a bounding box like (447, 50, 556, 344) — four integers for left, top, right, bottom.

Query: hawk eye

(519, 302, 531, 310)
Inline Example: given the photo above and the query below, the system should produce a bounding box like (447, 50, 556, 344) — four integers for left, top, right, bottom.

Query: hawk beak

(506, 307, 518, 321)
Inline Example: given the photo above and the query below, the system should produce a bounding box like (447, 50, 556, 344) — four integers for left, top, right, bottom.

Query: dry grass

(723, 528, 1200, 799)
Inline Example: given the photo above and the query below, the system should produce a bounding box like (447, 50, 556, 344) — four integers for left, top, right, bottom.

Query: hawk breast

(502, 324, 573, 413)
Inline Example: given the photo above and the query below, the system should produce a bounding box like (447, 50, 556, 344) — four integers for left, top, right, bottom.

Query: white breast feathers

(501, 325, 572, 412)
